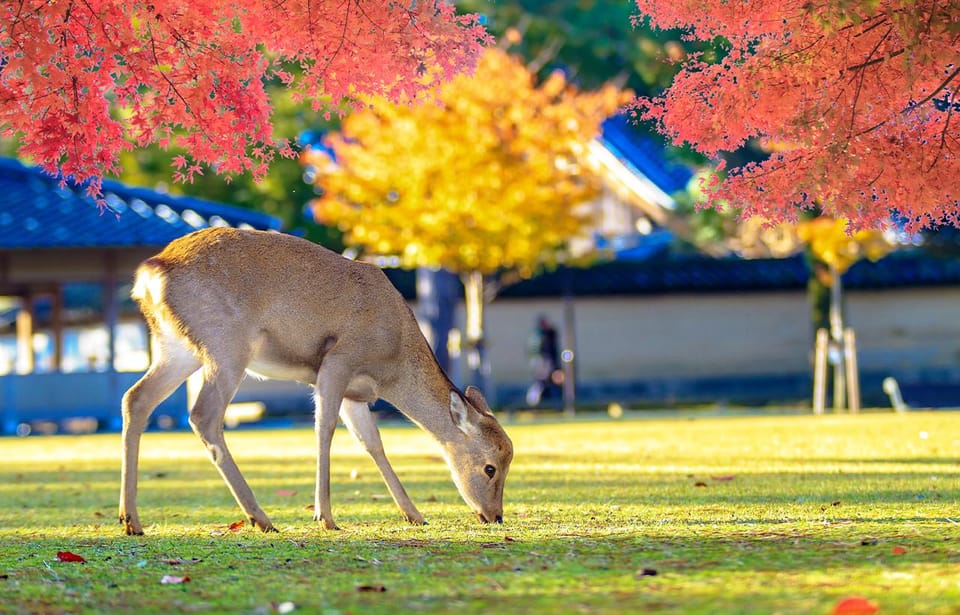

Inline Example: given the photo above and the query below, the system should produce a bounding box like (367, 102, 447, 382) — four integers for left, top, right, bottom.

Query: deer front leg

(119, 343, 199, 535)
(313, 374, 348, 530)
(190, 363, 277, 533)
(340, 399, 425, 525)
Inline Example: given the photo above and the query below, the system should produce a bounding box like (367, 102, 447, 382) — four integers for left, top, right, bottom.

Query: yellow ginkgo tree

(304, 47, 630, 389)
(796, 216, 895, 411)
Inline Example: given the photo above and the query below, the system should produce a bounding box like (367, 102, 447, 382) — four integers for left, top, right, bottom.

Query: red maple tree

(632, 1, 960, 231)
(1, 1, 487, 194)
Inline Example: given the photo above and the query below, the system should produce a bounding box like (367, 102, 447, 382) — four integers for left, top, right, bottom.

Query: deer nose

(477, 512, 504, 524)
(495, 515, 503, 524)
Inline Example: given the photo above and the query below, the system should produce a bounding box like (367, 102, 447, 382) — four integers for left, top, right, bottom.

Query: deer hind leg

(340, 399, 425, 525)
(189, 359, 277, 533)
(120, 339, 200, 536)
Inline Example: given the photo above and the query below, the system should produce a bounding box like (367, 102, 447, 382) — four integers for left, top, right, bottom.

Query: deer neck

(385, 344, 462, 443)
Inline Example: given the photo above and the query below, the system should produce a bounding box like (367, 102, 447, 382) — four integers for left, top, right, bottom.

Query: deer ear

(464, 386, 494, 417)
(449, 391, 477, 435)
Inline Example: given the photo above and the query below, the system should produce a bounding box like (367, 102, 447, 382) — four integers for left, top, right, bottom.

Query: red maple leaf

(55, 551, 86, 563)
(833, 596, 879, 615)
(228, 520, 245, 532)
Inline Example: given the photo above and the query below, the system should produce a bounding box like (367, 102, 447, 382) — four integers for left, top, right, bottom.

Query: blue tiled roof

(599, 115, 693, 197)
(0, 157, 282, 249)
(493, 250, 960, 299)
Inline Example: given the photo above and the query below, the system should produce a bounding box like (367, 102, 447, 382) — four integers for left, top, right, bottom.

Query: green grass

(1, 411, 958, 614)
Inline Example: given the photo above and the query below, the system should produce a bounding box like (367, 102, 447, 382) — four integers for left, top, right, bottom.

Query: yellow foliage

(304, 48, 632, 276)
(796, 217, 894, 274)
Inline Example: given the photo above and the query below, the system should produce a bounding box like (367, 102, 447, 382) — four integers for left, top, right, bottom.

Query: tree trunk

(416, 267, 459, 376)
(461, 271, 489, 395)
(829, 264, 846, 411)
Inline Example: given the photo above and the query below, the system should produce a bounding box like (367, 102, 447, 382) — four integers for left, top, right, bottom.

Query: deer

(119, 227, 513, 535)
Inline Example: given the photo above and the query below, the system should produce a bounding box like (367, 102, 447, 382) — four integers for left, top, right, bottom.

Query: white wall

(464, 287, 960, 389)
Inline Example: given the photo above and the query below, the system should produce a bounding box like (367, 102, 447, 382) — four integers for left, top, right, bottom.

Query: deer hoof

(313, 514, 340, 530)
(120, 513, 144, 535)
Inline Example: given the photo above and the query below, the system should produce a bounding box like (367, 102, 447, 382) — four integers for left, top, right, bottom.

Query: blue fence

(0, 371, 188, 435)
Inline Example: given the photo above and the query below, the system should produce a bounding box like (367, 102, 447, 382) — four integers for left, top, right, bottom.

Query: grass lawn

(1, 410, 957, 614)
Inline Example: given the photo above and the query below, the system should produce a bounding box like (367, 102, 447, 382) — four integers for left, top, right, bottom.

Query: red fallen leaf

(693, 481, 708, 487)
(892, 546, 907, 555)
(160, 574, 191, 585)
(56, 551, 86, 563)
(833, 596, 879, 615)
(356, 584, 387, 592)
(710, 475, 736, 482)
(275, 489, 297, 497)
(228, 520, 245, 532)
(504, 536, 516, 542)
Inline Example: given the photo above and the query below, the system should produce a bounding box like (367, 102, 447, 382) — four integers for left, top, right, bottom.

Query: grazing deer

(119, 227, 513, 534)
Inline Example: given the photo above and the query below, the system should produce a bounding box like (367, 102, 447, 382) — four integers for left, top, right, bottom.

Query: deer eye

(483, 464, 496, 478)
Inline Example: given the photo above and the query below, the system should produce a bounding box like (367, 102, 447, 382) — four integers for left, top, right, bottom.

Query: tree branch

(856, 64, 960, 138)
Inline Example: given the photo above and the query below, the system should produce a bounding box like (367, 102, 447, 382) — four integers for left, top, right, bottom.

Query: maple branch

(319, 0, 353, 77)
(145, 26, 203, 129)
(843, 47, 904, 74)
(856, 64, 960, 137)
(848, 26, 892, 137)
(929, 95, 954, 172)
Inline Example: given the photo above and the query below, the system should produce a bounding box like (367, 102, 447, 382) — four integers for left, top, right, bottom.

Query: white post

(813, 327, 829, 415)
(844, 327, 860, 413)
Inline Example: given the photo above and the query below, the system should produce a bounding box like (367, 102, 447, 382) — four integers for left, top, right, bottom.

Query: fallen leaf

(504, 536, 516, 542)
(638, 568, 658, 577)
(693, 481, 707, 488)
(356, 584, 387, 593)
(833, 596, 879, 615)
(160, 574, 191, 585)
(892, 546, 907, 555)
(56, 551, 86, 563)
(275, 489, 297, 497)
(860, 538, 878, 546)
(710, 475, 735, 482)
(304, 504, 315, 511)
(275, 601, 296, 614)
(228, 520, 245, 532)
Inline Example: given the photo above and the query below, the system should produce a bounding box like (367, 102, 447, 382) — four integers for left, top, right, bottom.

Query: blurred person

(526, 315, 562, 406)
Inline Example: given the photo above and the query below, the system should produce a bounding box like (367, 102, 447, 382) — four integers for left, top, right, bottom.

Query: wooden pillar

(52, 285, 64, 371)
(15, 294, 34, 374)
(103, 252, 118, 371)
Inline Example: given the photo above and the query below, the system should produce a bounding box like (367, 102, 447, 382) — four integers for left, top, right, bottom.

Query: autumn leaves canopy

(2, 1, 958, 232)
(633, 0, 960, 231)
(1, 1, 488, 192)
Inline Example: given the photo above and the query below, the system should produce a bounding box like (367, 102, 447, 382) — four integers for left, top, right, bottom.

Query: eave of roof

(0, 157, 282, 249)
